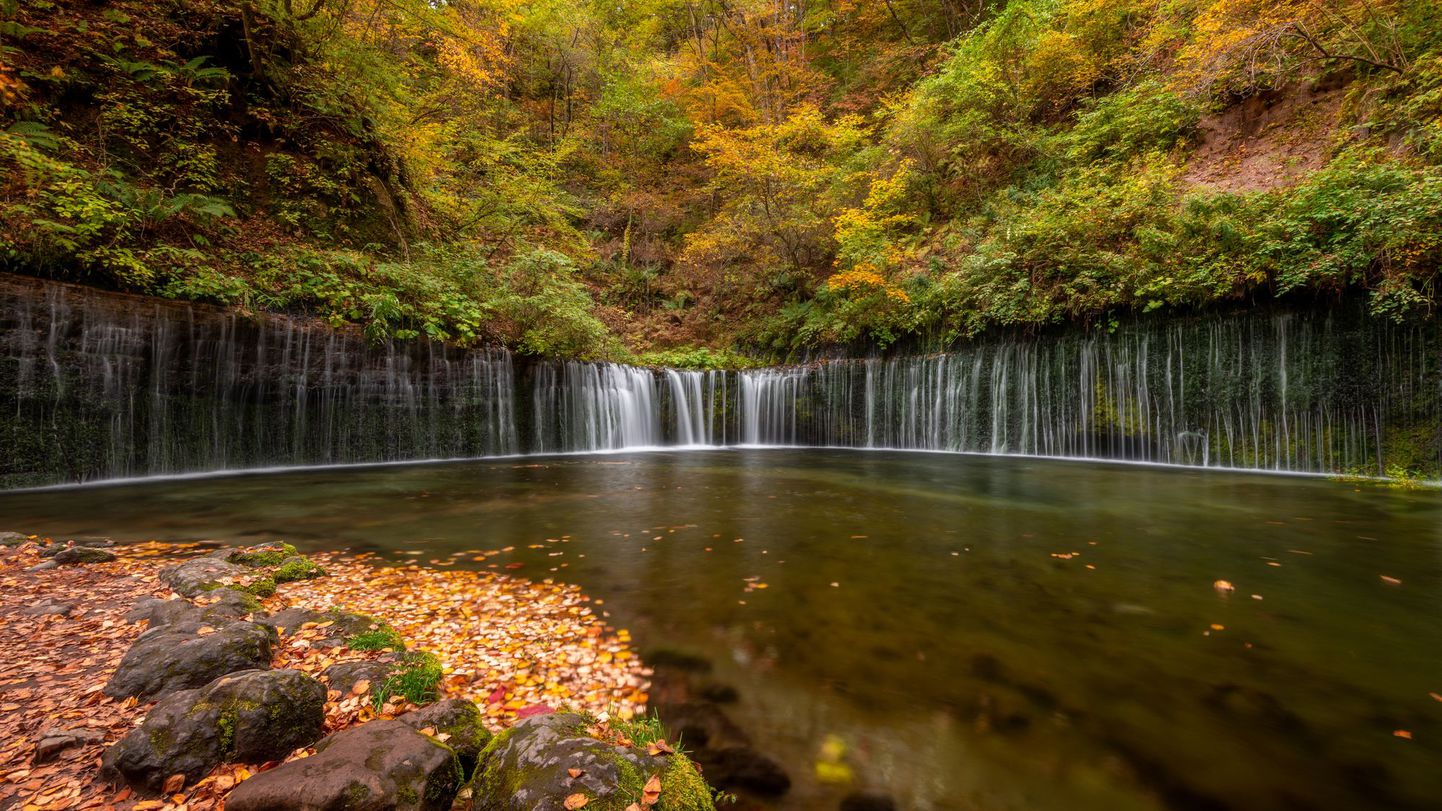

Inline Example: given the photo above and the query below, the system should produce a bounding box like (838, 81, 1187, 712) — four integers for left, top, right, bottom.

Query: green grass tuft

(346, 622, 406, 652)
(373, 652, 443, 708)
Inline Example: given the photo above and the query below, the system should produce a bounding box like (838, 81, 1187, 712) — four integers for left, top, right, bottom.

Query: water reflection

(3, 450, 1440, 809)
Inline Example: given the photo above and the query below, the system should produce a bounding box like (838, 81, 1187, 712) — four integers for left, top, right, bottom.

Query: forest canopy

(2, 0, 1440, 362)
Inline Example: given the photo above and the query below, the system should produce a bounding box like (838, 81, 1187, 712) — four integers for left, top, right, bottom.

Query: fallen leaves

(641, 773, 662, 806)
(564, 792, 589, 809)
(0, 537, 652, 811)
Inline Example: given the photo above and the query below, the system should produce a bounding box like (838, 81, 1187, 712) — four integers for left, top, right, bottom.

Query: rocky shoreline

(0, 532, 718, 810)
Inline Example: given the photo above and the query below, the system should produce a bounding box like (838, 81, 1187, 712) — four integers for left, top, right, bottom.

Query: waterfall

(2, 273, 1438, 487)
(1, 275, 519, 487)
(731, 313, 1441, 475)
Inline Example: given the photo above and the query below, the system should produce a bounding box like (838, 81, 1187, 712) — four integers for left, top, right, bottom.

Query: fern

(5, 121, 60, 152)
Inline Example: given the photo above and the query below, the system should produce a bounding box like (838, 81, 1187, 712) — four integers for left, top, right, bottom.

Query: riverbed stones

(224, 719, 463, 811)
(33, 727, 105, 763)
(321, 660, 395, 696)
(471, 712, 715, 811)
(104, 618, 276, 700)
(103, 669, 326, 791)
(268, 606, 385, 646)
(159, 557, 250, 596)
(39, 536, 112, 555)
(0, 530, 30, 546)
(400, 699, 491, 774)
(124, 589, 261, 629)
(52, 545, 117, 565)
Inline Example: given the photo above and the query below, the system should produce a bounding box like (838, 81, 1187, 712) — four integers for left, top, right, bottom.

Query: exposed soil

(1181, 81, 1347, 194)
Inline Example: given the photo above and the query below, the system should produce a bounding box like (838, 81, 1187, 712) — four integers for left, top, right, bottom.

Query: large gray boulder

(471, 712, 715, 811)
(102, 669, 325, 791)
(104, 620, 276, 701)
(159, 557, 250, 596)
(225, 719, 462, 811)
(0, 530, 30, 546)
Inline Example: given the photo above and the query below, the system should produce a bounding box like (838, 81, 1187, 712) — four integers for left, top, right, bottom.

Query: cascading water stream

(2, 273, 1438, 487)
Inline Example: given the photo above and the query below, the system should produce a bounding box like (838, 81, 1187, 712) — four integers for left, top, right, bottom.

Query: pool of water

(4, 449, 1441, 810)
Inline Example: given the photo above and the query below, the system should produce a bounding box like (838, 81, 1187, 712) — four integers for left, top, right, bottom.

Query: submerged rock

(400, 699, 491, 775)
(159, 557, 250, 596)
(103, 669, 325, 791)
(472, 712, 714, 811)
(225, 719, 462, 811)
(104, 619, 276, 701)
(840, 793, 898, 811)
(0, 531, 30, 546)
(694, 746, 791, 797)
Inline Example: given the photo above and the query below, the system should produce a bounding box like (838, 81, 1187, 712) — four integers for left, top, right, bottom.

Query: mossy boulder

(400, 699, 491, 776)
(472, 713, 716, 811)
(225, 719, 463, 811)
(0, 531, 31, 546)
(274, 555, 326, 583)
(104, 620, 277, 701)
(160, 557, 250, 597)
(228, 542, 300, 568)
(102, 669, 325, 791)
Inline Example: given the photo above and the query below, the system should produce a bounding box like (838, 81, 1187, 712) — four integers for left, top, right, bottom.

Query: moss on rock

(273, 555, 327, 583)
(230, 543, 300, 568)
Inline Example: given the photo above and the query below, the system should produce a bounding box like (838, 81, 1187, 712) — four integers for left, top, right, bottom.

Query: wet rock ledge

(0, 532, 719, 810)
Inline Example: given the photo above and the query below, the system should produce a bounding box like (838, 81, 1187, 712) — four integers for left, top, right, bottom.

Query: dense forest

(2, 0, 1440, 364)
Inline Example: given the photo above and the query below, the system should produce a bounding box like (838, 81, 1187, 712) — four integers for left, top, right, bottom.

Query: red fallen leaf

(640, 773, 661, 806)
(564, 793, 589, 809)
(163, 773, 185, 794)
(567, 768, 583, 779)
(487, 684, 510, 704)
(515, 703, 553, 719)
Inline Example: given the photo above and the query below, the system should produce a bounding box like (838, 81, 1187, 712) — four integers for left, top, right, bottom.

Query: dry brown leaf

(563, 792, 589, 809)
(641, 774, 662, 806)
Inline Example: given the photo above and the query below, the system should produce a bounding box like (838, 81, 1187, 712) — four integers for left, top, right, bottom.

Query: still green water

(3, 449, 1440, 810)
